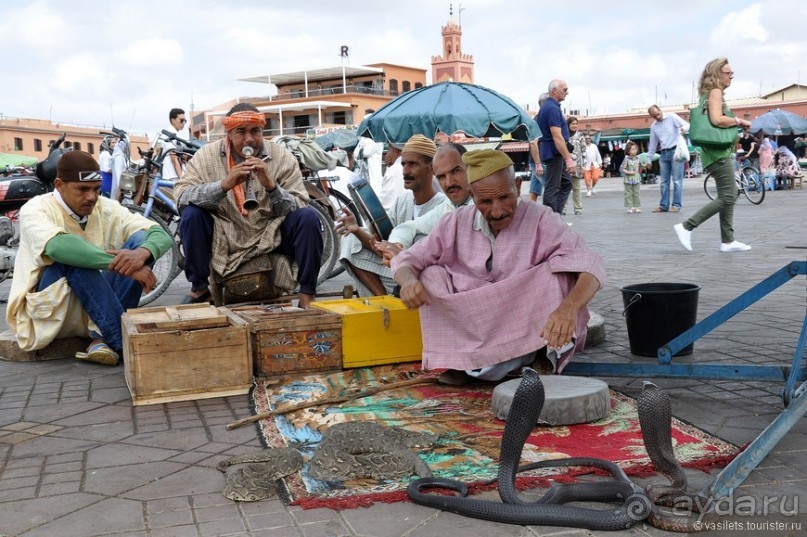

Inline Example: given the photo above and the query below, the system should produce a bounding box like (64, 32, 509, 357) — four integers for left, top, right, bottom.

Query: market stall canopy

(0, 153, 38, 168)
(356, 81, 540, 144)
(314, 129, 360, 152)
(598, 128, 651, 142)
(750, 109, 807, 136)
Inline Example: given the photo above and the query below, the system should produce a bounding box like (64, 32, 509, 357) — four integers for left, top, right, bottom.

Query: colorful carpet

(250, 364, 738, 510)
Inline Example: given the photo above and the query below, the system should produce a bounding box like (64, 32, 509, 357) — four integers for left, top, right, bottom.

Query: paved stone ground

(1, 176, 805, 536)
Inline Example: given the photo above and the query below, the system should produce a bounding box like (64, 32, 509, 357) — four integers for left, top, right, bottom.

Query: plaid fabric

(175, 140, 308, 288)
(341, 191, 445, 296)
(392, 202, 605, 372)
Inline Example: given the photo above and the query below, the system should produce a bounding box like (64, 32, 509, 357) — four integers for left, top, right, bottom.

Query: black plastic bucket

(621, 283, 700, 357)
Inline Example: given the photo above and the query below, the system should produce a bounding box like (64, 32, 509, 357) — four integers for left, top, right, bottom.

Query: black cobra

(408, 369, 652, 531)
(638, 382, 716, 532)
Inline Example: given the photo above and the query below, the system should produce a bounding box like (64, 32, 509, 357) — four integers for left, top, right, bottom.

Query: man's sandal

(75, 342, 120, 366)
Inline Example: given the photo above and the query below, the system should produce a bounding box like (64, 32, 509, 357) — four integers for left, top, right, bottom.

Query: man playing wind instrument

(175, 103, 323, 307)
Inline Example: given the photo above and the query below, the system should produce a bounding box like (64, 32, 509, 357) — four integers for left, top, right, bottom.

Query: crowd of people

(5, 57, 804, 383)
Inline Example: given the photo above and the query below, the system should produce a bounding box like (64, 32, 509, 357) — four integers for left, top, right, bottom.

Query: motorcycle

(0, 133, 70, 282)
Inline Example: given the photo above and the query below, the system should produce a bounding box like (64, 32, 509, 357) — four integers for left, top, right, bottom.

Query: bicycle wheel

(330, 188, 363, 228)
(703, 174, 718, 200)
(127, 205, 180, 306)
(310, 201, 339, 286)
(740, 166, 765, 204)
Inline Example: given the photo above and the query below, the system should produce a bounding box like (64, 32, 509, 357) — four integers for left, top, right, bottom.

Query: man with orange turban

(174, 103, 323, 307)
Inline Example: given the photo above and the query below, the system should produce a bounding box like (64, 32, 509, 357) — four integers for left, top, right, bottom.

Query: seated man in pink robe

(391, 149, 605, 384)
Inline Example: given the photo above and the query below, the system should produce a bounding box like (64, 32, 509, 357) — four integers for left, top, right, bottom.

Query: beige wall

(0, 117, 150, 161)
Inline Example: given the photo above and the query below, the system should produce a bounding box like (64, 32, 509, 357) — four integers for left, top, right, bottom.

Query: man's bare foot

(298, 293, 314, 309)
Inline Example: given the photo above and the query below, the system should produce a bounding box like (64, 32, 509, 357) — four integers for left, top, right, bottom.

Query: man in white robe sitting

(336, 134, 445, 296)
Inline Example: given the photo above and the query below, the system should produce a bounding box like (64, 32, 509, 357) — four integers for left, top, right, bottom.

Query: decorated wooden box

(122, 304, 251, 406)
(311, 296, 422, 368)
(225, 305, 342, 377)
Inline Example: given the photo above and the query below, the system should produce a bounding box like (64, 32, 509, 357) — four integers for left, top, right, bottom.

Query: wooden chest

(225, 305, 342, 377)
(122, 304, 251, 406)
(311, 296, 422, 368)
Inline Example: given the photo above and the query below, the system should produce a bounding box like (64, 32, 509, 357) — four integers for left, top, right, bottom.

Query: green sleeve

(43, 234, 113, 269)
(42, 225, 172, 269)
(140, 225, 173, 262)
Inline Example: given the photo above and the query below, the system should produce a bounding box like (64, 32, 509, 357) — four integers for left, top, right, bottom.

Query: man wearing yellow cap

(7, 150, 173, 365)
(175, 103, 323, 307)
(336, 134, 445, 296)
(392, 149, 605, 382)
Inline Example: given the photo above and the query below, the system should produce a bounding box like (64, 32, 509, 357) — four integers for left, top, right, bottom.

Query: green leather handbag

(689, 96, 739, 148)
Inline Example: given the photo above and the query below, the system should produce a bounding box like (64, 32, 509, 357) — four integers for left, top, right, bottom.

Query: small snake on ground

(217, 447, 303, 502)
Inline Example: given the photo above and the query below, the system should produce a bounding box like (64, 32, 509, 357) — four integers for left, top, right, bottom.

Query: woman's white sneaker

(673, 223, 693, 251)
(720, 241, 751, 252)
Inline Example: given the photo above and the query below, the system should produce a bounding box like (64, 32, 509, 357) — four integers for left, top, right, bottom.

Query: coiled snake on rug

(217, 423, 435, 501)
(408, 369, 716, 532)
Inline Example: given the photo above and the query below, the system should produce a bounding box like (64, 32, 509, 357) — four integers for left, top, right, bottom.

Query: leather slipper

(76, 343, 120, 366)
(181, 289, 213, 304)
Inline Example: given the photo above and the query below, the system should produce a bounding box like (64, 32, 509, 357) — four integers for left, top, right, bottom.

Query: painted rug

(250, 364, 738, 510)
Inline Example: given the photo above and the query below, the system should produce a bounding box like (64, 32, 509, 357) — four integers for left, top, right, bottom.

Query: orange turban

(221, 110, 266, 132)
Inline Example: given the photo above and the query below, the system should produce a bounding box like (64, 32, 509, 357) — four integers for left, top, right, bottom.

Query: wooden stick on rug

(226, 375, 440, 430)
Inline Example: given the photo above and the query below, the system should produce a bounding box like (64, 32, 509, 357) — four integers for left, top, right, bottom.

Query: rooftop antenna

(459, 3, 465, 27)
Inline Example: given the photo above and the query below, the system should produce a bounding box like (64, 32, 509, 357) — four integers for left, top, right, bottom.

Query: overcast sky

(1, 0, 804, 139)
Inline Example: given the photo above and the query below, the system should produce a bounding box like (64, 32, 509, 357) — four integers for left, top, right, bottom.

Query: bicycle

(302, 170, 365, 280)
(703, 164, 765, 205)
(119, 145, 183, 306)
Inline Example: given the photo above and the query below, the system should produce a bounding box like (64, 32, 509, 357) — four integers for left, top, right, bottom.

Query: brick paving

(1, 177, 805, 536)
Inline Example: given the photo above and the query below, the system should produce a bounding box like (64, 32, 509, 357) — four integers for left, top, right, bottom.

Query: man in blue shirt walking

(537, 80, 576, 214)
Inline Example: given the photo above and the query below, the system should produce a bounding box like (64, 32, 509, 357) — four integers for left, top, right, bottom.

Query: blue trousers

(528, 162, 544, 196)
(658, 148, 684, 210)
(542, 155, 572, 214)
(179, 205, 323, 296)
(36, 231, 147, 351)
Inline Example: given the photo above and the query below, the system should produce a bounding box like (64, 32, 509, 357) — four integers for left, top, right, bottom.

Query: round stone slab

(492, 375, 610, 425)
(585, 312, 605, 347)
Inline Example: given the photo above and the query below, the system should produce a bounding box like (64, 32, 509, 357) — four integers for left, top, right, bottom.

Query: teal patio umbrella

(357, 81, 540, 144)
(750, 109, 807, 136)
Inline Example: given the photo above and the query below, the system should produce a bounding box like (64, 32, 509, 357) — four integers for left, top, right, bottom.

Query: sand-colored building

(194, 62, 427, 140)
(193, 12, 477, 140)
(0, 116, 150, 164)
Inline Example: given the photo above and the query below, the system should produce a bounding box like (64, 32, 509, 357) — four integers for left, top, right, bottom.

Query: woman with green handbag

(674, 58, 754, 253)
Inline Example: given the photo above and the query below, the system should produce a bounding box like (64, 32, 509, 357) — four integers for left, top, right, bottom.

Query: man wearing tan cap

(336, 134, 446, 296)
(392, 149, 604, 384)
(375, 142, 473, 261)
(6, 150, 173, 365)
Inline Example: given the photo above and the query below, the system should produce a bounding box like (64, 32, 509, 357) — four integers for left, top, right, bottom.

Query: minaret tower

(431, 3, 474, 84)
